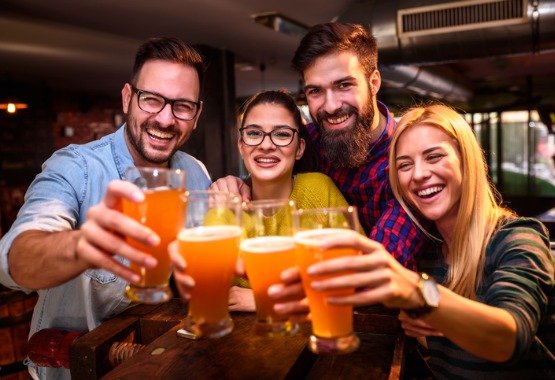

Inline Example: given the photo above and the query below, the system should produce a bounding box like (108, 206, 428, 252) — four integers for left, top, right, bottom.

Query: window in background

(499, 110, 555, 196)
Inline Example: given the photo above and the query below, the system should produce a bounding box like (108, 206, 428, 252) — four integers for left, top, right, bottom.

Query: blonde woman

(270, 104, 554, 379)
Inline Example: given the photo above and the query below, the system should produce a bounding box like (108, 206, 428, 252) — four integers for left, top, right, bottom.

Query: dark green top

(419, 216, 555, 379)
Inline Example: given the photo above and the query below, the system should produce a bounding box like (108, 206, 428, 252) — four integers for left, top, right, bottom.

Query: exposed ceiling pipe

(378, 64, 472, 102)
(338, 0, 555, 103)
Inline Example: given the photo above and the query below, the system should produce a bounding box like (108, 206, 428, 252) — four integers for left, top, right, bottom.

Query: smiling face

(303, 51, 381, 167)
(238, 103, 305, 188)
(395, 124, 463, 232)
(121, 59, 202, 167)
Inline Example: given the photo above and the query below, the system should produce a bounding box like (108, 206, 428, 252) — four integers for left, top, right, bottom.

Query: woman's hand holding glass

(268, 219, 444, 347)
(305, 233, 423, 309)
(290, 207, 363, 354)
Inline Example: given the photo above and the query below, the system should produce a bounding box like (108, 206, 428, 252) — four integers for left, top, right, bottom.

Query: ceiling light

(235, 62, 256, 72)
(251, 12, 309, 38)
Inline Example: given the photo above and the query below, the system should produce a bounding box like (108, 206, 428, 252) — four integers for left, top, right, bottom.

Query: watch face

(422, 280, 440, 307)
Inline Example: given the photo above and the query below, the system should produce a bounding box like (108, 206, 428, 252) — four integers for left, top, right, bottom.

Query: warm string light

(0, 101, 28, 114)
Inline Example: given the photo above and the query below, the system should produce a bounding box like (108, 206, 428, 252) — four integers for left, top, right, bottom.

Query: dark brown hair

(292, 23, 378, 78)
(131, 37, 206, 94)
(240, 90, 319, 174)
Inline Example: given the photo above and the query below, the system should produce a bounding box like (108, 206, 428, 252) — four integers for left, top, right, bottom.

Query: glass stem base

(254, 320, 299, 337)
(125, 285, 172, 304)
(182, 316, 234, 339)
(309, 333, 360, 354)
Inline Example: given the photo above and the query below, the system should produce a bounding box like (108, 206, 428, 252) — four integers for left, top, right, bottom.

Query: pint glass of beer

(178, 190, 242, 339)
(293, 206, 361, 354)
(123, 167, 186, 304)
(240, 199, 298, 336)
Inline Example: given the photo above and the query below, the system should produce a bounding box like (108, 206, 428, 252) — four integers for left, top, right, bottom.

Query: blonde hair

(389, 104, 513, 299)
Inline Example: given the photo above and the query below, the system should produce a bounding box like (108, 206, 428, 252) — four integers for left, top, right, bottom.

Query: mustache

(316, 106, 355, 123)
(142, 121, 178, 135)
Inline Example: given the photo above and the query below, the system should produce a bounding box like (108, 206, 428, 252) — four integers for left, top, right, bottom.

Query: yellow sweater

(290, 172, 349, 209)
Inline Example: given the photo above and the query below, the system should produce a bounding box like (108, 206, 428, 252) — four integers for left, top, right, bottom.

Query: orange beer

(178, 225, 242, 324)
(295, 229, 360, 339)
(123, 187, 185, 286)
(241, 236, 296, 323)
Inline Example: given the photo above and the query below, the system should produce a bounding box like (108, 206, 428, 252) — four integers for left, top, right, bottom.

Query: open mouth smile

(326, 114, 350, 124)
(147, 128, 174, 142)
(255, 157, 279, 164)
(417, 186, 444, 198)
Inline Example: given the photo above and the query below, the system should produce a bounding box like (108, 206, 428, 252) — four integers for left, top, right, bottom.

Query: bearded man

(291, 22, 424, 268)
(214, 23, 424, 268)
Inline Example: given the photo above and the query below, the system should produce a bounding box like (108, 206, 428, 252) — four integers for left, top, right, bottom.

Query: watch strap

(404, 272, 437, 319)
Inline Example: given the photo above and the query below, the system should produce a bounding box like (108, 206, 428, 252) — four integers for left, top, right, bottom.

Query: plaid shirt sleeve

(369, 196, 423, 271)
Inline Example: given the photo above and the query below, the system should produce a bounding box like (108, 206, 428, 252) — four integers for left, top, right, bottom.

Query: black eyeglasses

(130, 85, 200, 121)
(239, 126, 298, 147)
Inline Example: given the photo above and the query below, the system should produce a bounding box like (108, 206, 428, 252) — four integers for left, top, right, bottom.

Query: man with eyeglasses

(0, 37, 211, 380)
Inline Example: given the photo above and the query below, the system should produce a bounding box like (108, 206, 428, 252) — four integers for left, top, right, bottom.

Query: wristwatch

(405, 272, 440, 319)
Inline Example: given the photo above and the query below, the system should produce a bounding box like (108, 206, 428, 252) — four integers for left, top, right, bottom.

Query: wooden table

(70, 300, 406, 380)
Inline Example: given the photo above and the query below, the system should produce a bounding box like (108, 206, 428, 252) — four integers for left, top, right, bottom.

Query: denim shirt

(0, 125, 211, 379)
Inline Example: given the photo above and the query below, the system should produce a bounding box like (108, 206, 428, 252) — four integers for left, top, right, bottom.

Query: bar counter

(69, 299, 406, 379)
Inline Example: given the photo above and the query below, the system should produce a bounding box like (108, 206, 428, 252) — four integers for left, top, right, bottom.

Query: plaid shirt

(306, 101, 423, 269)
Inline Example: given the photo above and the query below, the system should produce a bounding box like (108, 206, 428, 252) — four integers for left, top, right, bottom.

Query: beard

(125, 113, 180, 165)
(316, 98, 375, 168)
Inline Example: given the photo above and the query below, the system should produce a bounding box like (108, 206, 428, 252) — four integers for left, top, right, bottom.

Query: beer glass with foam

(178, 190, 242, 339)
(293, 206, 361, 354)
(123, 167, 186, 304)
(240, 199, 298, 336)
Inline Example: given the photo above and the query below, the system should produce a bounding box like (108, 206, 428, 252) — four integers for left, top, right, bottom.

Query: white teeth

(147, 129, 173, 139)
(418, 186, 444, 197)
(255, 158, 278, 163)
(327, 114, 349, 124)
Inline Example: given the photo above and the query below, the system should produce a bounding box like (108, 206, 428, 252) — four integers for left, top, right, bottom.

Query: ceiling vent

(398, 0, 528, 38)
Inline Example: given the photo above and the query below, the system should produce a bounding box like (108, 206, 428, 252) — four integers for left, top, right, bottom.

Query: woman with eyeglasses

(217, 90, 349, 312)
(237, 90, 344, 199)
